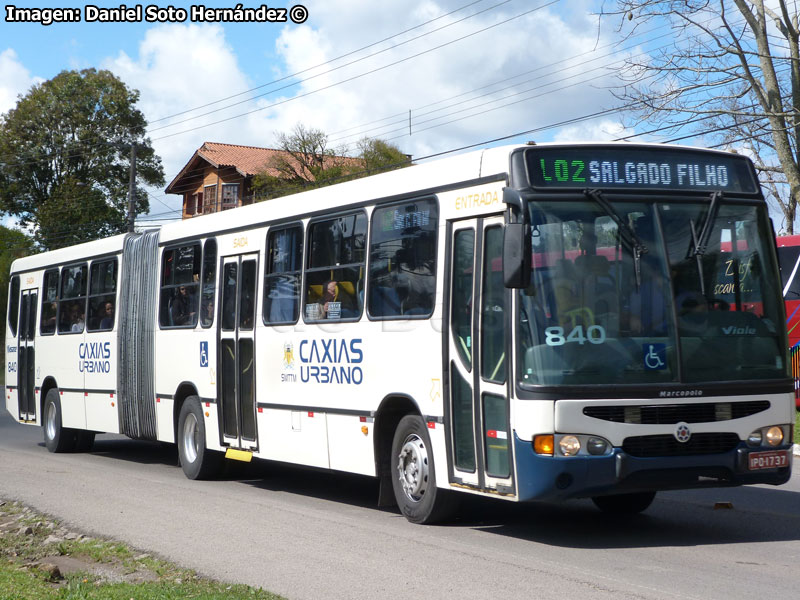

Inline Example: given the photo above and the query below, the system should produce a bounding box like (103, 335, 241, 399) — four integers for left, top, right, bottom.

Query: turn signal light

(533, 434, 554, 455)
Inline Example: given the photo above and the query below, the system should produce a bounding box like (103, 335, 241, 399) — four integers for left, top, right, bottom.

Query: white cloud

(0, 49, 42, 115)
(258, 0, 623, 159)
(553, 119, 628, 143)
(102, 23, 268, 216)
(94, 1, 628, 216)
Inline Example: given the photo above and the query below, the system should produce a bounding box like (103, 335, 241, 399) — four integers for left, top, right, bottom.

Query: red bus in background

(775, 234, 800, 409)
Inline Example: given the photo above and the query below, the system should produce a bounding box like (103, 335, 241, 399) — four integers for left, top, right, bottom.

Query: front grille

(584, 401, 770, 424)
(622, 433, 740, 457)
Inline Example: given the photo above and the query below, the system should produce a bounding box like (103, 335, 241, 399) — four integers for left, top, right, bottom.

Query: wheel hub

(182, 413, 199, 464)
(45, 401, 56, 441)
(397, 434, 429, 502)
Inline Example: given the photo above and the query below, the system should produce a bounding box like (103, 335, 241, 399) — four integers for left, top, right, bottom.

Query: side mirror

(503, 222, 531, 288)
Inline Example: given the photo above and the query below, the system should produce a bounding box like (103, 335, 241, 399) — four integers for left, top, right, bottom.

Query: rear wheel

(178, 397, 222, 480)
(592, 491, 656, 514)
(391, 415, 458, 524)
(43, 389, 77, 453)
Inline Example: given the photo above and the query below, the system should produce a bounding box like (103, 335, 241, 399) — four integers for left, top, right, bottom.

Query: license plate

(748, 450, 789, 470)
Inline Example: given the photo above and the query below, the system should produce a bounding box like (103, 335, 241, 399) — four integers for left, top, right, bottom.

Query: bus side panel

(259, 408, 330, 469)
(84, 327, 119, 434)
(5, 325, 19, 418)
(36, 295, 87, 430)
(154, 329, 214, 442)
(327, 413, 374, 475)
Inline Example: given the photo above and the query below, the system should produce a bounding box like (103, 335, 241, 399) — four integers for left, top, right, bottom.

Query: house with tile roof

(165, 142, 365, 219)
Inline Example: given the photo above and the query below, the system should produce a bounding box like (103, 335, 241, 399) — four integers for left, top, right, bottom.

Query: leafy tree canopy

(252, 124, 410, 200)
(0, 225, 35, 347)
(0, 68, 165, 249)
(608, 0, 800, 232)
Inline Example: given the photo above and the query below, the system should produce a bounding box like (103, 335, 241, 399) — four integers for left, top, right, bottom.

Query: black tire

(391, 414, 458, 524)
(177, 396, 222, 480)
(43, 389, 77, 453)
(592, 491, 656, 514)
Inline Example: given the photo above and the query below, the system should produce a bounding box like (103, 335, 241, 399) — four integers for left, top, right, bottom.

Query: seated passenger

(99, 301, 114, 329)
(322, 280, 358, 319)
(171, 285, 196, 326)
(70, 303, 85, 333)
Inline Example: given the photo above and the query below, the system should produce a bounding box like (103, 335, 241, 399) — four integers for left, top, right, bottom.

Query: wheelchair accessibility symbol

(643, 343, 666, 370)
(200, 341, 209, 368)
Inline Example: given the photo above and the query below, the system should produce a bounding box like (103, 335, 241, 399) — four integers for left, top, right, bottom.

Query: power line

(148, 0, 519, 133)
(148, 0, 493, 125)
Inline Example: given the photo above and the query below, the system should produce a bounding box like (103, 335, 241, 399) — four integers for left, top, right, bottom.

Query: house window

(186, 194, 196, 216)
(222, 184, 239, 210)
(196, 193, 203, 215)
(204, 185, 217, 213)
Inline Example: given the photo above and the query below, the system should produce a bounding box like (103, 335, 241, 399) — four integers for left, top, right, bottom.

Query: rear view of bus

(503, 145, 793, 513)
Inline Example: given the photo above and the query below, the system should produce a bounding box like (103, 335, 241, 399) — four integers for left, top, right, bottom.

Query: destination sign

(525, 146, 758, 193)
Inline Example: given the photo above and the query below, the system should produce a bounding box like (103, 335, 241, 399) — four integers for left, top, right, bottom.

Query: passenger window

(40, 269, 59, 335)
(368, 198, 437, 318)
(481, 226, 506, 383)
(304, 213, 367, 321)
(160, 243, 201, 328)
(87, 259, 117, 332)
(58, 264, 87, 334)
(264, 225, 302, 325)
(200, 239, 217, 328)
(452, 230, 475, 369)
(8, 276, 19, 337)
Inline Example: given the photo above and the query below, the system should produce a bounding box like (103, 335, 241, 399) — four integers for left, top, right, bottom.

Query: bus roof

(9, 141, 749, 273)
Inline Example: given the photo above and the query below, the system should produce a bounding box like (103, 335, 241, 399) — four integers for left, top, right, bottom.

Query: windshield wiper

(690, 191, 722, 257)
(584, 189, 648, 287)
(687, 191, 723, 296)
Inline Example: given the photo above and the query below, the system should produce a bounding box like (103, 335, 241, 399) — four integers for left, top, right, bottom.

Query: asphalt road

(1, 408, 799, 600)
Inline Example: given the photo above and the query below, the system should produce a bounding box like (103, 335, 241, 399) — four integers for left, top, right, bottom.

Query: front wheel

(177, 397, 222, 480)
(43, 389, 77, 453)
(391, 415, 458, 524)
(591, 491, 656, 514)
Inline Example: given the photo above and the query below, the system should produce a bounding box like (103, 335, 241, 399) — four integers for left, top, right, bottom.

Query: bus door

(218, 254, 259, 451)
(17, 288, 37, 422)
(446, 216, 514, 494)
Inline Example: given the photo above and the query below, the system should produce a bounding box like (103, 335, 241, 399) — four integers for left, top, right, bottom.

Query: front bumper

(514, 434, 793, 502)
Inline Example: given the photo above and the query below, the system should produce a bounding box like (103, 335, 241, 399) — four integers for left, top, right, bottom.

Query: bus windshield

(518, 198, 787, 387)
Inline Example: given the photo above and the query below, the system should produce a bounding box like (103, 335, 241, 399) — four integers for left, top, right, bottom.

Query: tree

(608, 1, 800, 232)
(356, 138, 411, 176)
(252, 124, 410, 200)
(0, 226, 35, 351)
(0, 69, 165, 249)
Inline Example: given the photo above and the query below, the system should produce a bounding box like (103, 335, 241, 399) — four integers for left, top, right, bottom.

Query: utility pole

(127, 143, 137, 233)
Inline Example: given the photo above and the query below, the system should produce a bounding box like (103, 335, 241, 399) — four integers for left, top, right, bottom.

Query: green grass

(795, 409, 799, 445)
(0, 501, 283, 600)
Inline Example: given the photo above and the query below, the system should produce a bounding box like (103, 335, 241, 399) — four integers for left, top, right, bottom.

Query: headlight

(587, 437, 609, 455)
(765, 426, 784, 446)
(747, 430, 762, 446)
(559, 435, 581, 456)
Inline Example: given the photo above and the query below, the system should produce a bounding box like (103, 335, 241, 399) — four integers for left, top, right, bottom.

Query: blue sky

(1, 0, 658, 224)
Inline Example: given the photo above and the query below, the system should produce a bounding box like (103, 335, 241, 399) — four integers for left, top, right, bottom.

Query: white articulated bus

(4, 142, 795, 523)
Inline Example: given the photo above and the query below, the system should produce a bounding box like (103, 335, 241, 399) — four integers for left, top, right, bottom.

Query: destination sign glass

(525, 146, 758, 193)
